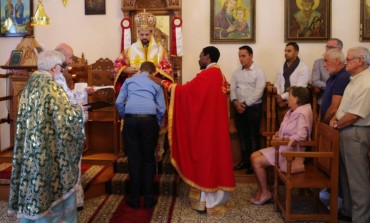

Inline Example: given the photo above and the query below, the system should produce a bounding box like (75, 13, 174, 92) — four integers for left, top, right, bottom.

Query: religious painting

(285, 0, 331, 42)
(0, 0, 33, 37)
(360, 0, 370, 41)
(211, 0, 255, 43)
(85, 0, 106, 15)
(9, 50, 23, 65)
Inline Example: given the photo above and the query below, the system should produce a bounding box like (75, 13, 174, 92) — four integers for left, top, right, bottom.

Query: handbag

(279, 139, 305, 174)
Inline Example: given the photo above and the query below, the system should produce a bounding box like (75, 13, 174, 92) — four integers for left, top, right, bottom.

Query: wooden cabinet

(85, 58, 120, 158)
(0, 66, 37, 147)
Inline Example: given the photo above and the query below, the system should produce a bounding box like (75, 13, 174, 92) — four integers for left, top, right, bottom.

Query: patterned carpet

(0, 181, 350, 222)
(1, 182, 284, 223)
(162, 182, 284, 223)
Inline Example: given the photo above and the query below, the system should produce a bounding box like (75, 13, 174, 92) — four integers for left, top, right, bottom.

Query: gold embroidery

(153, 54, 159, 66)
(206, 201, 231, 215)
(208, 64, 227, 94)
(132, 55, 145, 68)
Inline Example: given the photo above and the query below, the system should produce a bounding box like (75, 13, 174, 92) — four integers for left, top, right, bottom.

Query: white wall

(1, 0, 369, 149)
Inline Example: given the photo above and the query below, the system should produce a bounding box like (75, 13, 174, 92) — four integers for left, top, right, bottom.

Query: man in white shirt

(275, 42, 310, 123)
(230, 45, 266, 174)
(330, 46, 370, 223)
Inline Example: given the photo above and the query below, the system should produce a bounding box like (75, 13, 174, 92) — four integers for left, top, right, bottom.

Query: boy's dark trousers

(124, 114, 159, 207)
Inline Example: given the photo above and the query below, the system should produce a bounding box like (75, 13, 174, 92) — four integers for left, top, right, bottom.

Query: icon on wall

(360, 0, 370, 41)
(0, 0, 33, 37)
(211, 0, 256, 43)
(285, 0, 331, 42)
(85, 0, 105, 15)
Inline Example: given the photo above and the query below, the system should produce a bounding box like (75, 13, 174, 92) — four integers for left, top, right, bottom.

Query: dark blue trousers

(123, 115, 159, 204)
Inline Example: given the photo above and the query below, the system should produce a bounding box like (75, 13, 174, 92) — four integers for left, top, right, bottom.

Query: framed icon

(360, 0, 370, 41)
(85, 0, 106, 15)
(285, 0, 331, 42)
(9, 50, 23, 66)
(0, 0, 33, 37)
(211, 0, 256, 43)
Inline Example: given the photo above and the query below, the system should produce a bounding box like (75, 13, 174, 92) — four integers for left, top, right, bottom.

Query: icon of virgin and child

(214, 0, 251, 39)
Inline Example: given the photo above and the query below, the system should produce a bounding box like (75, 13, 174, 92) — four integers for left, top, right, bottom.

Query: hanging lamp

(31, 0, 50, 26)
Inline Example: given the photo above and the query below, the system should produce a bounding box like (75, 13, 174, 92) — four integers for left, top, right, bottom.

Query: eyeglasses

(56, 63, 67, 69)
(325, 46, 339, 50)
(345, 57, 362, 62)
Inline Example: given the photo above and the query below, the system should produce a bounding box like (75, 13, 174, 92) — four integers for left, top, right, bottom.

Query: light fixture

(31, 0, 50, 26)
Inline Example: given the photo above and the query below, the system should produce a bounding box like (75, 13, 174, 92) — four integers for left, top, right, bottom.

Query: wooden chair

(270, 122, 339, 222)
(368, 152, 370, 180)
(264, 85, 319, 185)
(309, 85, 321, 123)
(260, 82, 274, 147)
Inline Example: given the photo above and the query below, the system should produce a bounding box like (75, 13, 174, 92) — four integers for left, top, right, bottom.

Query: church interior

(0, 0, 370, 222)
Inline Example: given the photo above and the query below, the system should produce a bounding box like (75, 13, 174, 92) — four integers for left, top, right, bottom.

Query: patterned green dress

(8, 70, 85, 221)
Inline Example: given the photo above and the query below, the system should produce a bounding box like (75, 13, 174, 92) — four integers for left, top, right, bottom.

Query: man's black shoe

(246, 168, 254, 174)
(144, 199, 157, 209)
(196, 209, 207, 215)
(338, 212, 352, 222)
(127, 200, 140, 209)
(77, 206, 84, 212)
(234, 162, 247, 170)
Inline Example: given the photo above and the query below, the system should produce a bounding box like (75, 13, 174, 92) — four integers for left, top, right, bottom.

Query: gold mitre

(135, 9, 156, 31)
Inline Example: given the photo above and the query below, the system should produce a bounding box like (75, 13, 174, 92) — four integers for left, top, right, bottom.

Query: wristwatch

(333, 123, 338, 129)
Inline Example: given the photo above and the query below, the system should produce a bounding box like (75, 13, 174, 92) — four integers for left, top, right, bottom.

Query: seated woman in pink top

(250, 86, 313, 205)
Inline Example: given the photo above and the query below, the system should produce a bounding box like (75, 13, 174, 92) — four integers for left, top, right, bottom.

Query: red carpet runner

(78, 174, 178, 223)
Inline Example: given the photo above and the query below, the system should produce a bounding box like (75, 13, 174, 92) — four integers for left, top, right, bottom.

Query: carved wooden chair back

(69, 53, 89, 86)
(88, 58, 116, 108)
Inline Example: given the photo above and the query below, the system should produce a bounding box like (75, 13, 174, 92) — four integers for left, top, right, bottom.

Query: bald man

(54, 43, 94, 210)
(55, 43, 94, 104)
(55, 43, 75, 89)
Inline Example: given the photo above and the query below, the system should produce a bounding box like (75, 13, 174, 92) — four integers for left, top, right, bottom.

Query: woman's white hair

(37, 50, 65, 71)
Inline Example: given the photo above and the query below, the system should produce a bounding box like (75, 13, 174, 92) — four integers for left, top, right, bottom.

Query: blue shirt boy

(116, 72, 166, 125)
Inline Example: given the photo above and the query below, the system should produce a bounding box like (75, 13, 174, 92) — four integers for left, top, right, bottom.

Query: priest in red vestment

(150, 46, 235, 214)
